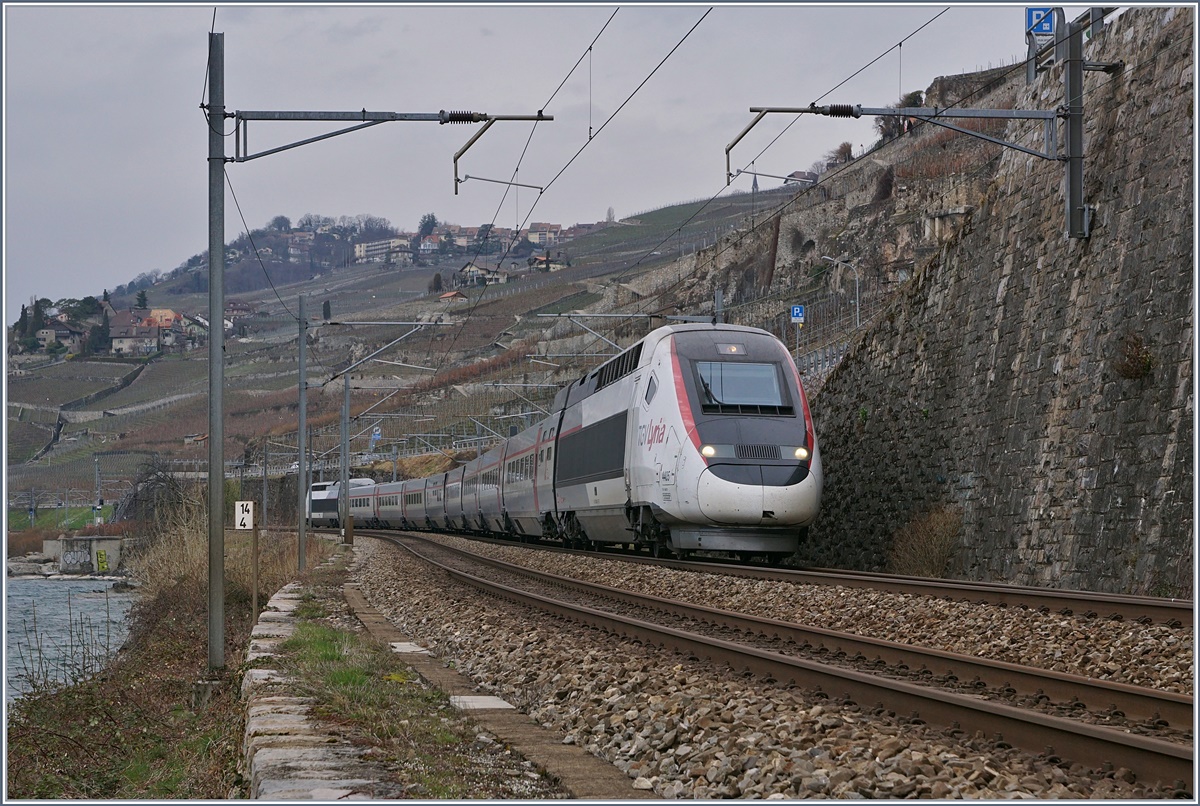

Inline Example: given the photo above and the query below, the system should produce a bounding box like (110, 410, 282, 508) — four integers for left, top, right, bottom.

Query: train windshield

(695, 361, 784, 407)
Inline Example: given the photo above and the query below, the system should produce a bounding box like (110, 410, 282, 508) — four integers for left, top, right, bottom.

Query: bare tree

(875, 90, 925, 142)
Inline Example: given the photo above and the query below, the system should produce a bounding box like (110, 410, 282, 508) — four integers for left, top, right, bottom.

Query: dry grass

(888, 504, 963, 578)
(5, 489, 336, 799)
(126, 485, 331, 605)
(6, 529, 55, 557)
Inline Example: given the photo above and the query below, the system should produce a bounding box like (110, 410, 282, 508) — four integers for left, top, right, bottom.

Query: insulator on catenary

(440, 110, 476, 124)
(826, 104, 861, 118)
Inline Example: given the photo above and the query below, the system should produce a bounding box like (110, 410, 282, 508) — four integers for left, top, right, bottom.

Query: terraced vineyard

(75, 356, 208, 411)
(7, 420, 53, 463)
(7, 375, 121, 407)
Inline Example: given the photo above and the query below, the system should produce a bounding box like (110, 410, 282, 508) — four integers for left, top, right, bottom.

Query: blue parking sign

(790, 305, 805, 324)
(1026, 7, 1053, 34)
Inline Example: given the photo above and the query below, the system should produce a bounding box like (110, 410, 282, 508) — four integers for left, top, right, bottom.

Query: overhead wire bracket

(724, 8, 1121, 238)
(453, 112, 554, 195)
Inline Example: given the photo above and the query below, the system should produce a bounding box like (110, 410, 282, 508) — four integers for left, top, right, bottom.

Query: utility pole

(725, 9, 1120, 240)
(262, 441, 269, 531)
(93, 456, 101, 525)
(207, 30, 548, 632)
(205, 31, 226, 672)
(297, 295, 307, 571)
(340, 374, 349, 539)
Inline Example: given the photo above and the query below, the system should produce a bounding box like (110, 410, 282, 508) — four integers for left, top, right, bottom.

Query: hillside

(5, 55, 1021, 508)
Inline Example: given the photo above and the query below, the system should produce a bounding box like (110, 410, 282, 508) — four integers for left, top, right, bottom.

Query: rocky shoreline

(7, 551, 133, 585)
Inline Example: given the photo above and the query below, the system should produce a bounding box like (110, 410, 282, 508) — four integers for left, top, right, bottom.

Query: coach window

(644, 374, 658, 405)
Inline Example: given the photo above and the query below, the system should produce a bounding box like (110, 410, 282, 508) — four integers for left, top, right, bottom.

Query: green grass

(6, 505, 113, 532)
(271, 579, 566, 798)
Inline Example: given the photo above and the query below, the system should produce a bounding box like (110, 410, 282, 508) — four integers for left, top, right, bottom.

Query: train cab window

(696, 361, 785, 407)
(644, 375, 658, 405)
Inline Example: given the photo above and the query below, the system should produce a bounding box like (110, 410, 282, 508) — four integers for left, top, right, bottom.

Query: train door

(627, 372, 650, 502)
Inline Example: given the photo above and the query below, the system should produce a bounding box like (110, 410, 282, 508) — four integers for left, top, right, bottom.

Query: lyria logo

(639, 419, 667, 451)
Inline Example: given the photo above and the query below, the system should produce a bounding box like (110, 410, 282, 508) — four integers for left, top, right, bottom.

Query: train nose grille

(736, 444, 780, 460)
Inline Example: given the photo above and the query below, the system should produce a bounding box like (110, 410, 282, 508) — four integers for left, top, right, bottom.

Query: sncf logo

(639, 419, 668, 451)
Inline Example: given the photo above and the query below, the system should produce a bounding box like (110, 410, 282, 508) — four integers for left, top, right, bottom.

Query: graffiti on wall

(60, 545, 94, 574)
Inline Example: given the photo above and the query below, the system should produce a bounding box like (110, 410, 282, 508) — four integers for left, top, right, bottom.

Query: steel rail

(564, 548, 1193, 628)
(441, 533, 1192, 627)
(402, 534, 1193, 728)
(386, 534, 1193, 788)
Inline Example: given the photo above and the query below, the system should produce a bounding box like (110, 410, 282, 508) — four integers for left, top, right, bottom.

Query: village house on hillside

(109, 309, 142, 331)
(528, 254, 568, 272)
(110, 324, 160, 356)
(145, 308, 179, 329)
(456, 262, 514, 287)
(225, 300, 256, 318)
(35, 323, 85, 354)
(353, 237, 413, 265)
(419, 234, 441, 255)
(179, 313, 208, 340)
(526, 223, 562, 246)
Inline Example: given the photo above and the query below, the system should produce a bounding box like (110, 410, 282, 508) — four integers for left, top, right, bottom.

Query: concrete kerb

(341, 581, 657, 800)
(239, 551, 655, 800)
(240, 569, 394, 800)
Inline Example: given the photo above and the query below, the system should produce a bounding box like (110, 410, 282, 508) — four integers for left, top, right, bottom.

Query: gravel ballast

(353, 537, 1191, 798)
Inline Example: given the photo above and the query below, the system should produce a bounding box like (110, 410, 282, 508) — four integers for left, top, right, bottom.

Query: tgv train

(347, 323, 822, 561)
(307, 478, 373, 527)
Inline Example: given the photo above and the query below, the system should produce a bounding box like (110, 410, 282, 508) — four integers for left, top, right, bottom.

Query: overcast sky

(4, 2, 1070, 323)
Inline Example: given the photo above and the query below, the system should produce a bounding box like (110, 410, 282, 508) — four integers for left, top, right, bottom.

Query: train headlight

(794, 446, 810, 461)
(701, 445, 717, 458)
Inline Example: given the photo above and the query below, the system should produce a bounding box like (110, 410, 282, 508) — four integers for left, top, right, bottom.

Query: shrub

(888, 504, 962, 577)
(6, 529, 55, 557)
(1112, 332, 1155, 379)
(127, 482, 332, 608)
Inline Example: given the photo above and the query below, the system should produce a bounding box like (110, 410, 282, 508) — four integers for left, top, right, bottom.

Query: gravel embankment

(353, 537, 1191, 799)
(401, 535, 1193, 693)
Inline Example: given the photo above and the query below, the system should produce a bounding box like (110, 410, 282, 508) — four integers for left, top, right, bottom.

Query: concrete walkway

(240, 559, 655, 799)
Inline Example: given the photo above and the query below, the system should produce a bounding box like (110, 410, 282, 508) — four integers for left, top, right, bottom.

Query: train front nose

(695, 456, 821, 527)
(696, 468, 765, 525)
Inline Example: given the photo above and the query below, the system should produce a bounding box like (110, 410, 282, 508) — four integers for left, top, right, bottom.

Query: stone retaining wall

(802, 7, 1193, 596)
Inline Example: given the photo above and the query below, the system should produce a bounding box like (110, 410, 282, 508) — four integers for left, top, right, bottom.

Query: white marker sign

(236, 500, 255, 530)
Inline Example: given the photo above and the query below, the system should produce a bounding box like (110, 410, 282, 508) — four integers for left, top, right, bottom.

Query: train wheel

(652, 540, 674, 559)
(737, 552, 754, 563)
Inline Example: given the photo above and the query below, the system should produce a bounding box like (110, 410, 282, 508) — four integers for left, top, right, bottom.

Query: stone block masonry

(803, 7, 1193, 596)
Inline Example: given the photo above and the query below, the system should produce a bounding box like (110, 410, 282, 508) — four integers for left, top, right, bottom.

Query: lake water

(5, 578, 136, 703)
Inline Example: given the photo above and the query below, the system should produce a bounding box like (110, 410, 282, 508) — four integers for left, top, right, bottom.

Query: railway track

(450, 532, 1193, 628)
(367, 531, 1192, 790)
